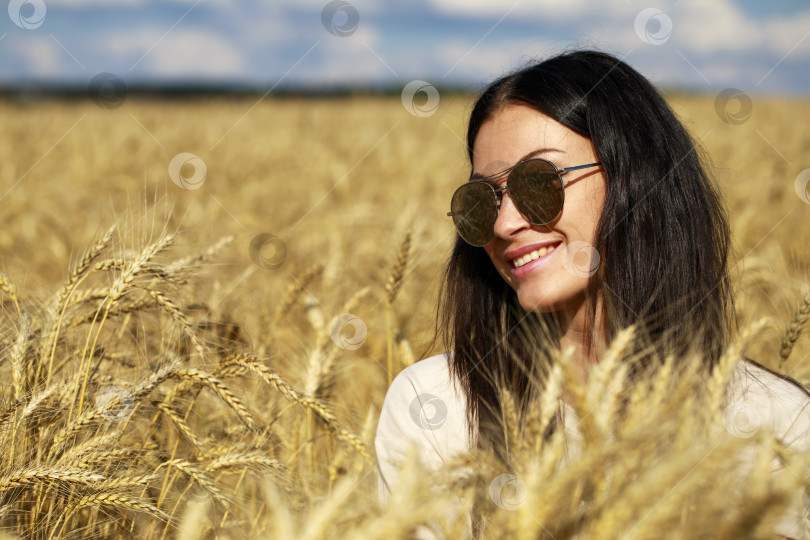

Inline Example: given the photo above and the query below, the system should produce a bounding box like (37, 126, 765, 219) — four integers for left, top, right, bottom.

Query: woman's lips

(509, 243, 559, 278)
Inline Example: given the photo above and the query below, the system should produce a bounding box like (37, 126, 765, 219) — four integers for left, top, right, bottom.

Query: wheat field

(0, 93, 809, 539)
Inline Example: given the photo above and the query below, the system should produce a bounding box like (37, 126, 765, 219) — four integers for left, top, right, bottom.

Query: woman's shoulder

(729, 359, 810, 449)
(378, 351, 466, 428)
(375, 351, 471, 458)
(388, 352, 458, 396)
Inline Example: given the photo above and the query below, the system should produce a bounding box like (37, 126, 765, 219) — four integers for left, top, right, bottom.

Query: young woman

(375, 50, 810, 539)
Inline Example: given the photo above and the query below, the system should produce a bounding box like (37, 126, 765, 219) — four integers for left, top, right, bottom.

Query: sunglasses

(447, 157, 602, 246)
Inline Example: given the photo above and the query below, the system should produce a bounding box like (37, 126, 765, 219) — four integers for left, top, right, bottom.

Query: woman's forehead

(471, 104, 591, 175)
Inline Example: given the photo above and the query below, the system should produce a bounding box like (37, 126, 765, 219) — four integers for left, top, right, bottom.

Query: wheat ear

(708, 318, 770, 417)
(71, 492, 169, 519)
(384, 229, 411, 305)
(224, 354, 371, 460)
(72, 232, 176, 421)
(0, 467, 104, 492)
(273, 263, 325, 324)
(779, 288, 810, 364)
(142, 289, 205, 356)
(172, 368, 256, 430)
(385, 229, 411, 386)
(157, 402, 204, 450)
(303, 286, 370, 399)
(37, 226, 116, 384)
(161, 459, 228, 508)
(0, 273, 21, 318)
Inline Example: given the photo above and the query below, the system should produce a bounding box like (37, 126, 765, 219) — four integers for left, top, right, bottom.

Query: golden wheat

(0, 95, 808, 538)
(780, 287, 810, 364)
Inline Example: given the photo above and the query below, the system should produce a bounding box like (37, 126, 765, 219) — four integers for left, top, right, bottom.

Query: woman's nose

(492, 190, 530, 238)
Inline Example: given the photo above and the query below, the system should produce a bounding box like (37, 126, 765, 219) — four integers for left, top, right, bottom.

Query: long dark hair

(430, 50, 735, 458)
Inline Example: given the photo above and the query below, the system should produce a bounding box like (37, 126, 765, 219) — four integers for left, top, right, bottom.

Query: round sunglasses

(447, 157, 602, 246)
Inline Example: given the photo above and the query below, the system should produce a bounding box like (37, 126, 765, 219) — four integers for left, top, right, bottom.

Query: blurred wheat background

(0, 93, 809, 539)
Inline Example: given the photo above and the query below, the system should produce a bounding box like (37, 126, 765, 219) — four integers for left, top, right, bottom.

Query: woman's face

(473, 103, 606, 314)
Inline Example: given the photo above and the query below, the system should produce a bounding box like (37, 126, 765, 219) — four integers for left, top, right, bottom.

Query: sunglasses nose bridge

(492, 185, 508, 209)
(491, 184, 529, 235)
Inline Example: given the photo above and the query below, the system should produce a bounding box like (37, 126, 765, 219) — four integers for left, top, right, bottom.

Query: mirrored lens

(450, 182, 497, 246)
(509, 159, 563, 224)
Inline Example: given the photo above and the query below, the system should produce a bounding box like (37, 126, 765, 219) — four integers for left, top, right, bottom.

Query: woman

(375, 50, 810, 539)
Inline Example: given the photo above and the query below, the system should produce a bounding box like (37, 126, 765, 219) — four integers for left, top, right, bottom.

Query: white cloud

(105, 29, 162, 56)
(45, 0, 148, 5)
(427, 0, 607, 21)
(762, 14, 810, 58)
(432, 38, 570, 82)
(428, 0, 810, 61)
(104, 28, 246, 78)
(437, 39, 512, 79)
(635, 0, 810, 59)
(45, 0, 229, 6)
(9, 36, 65, 77)
(302, 25, 391, 82)
(146, 30, 247, 78)
(675, 0, 761, 53)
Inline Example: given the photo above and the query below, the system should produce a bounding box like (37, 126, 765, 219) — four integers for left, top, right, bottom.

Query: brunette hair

(430, 49, 735, 457)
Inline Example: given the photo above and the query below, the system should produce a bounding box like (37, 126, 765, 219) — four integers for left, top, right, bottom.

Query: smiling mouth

(512, 244, 557, 268)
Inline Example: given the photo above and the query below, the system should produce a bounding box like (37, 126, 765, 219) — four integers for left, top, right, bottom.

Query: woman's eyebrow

(469, 147, 565, 181)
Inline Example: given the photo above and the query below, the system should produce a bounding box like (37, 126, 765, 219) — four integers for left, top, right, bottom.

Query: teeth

(513, 245, 555, 268)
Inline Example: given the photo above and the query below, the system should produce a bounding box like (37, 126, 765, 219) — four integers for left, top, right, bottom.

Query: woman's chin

(517, 292, 555, 313)
(516, 289, 585, 314)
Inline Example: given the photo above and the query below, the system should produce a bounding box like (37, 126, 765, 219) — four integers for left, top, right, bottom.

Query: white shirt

(375, 352, 810, 539)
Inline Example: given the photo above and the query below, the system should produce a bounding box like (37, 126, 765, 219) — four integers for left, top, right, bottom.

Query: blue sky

(1, 0, 809, 94)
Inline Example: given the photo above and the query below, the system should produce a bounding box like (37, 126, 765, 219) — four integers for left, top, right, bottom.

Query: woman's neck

(556, 291, 606, 383)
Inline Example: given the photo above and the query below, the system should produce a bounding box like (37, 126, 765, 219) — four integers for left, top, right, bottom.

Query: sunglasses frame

(447, 157, 602, 246)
